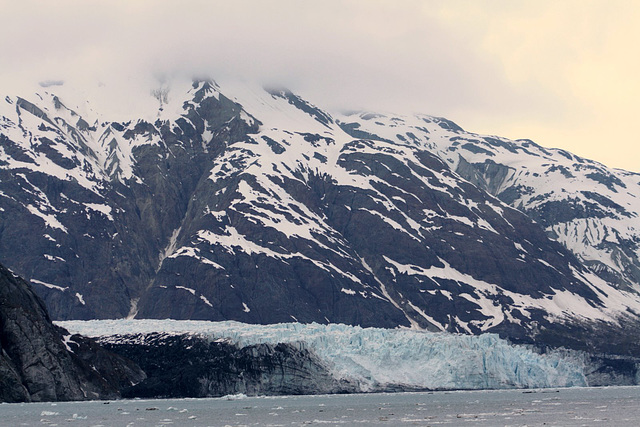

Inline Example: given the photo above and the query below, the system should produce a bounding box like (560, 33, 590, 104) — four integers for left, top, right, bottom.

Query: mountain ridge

(336, 110, 640, 294)
(2, 78, 640, 356)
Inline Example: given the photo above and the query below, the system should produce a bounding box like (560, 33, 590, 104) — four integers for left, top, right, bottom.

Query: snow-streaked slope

(0, 79, 200, 185)
(162, 81, 640, 331)
(336, 111, 640, 294)
(0, 80, 233, 319)
(58, 319, 587, 391)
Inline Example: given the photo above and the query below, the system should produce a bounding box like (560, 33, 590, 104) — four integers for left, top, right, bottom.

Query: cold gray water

(2, 386, 640, 426)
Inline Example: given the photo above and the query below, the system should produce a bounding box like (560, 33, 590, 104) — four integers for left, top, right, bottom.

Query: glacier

(57, 319, 587, 391)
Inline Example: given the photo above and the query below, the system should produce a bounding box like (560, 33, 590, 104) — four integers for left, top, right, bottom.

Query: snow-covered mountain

(337, 111, 640, 294)
(2, 78, 640, 355)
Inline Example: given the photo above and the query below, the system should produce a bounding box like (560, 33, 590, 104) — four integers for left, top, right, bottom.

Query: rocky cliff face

(2, 79, 640, 356)
(0, 263, 145, 402)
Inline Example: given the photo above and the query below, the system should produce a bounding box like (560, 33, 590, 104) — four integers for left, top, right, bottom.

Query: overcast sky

(2, 0, 639, 171)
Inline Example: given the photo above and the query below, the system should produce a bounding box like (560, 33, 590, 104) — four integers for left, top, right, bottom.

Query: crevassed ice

(57, 319, 587, 391)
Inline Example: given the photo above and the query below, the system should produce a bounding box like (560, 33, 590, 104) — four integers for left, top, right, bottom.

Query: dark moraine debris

(99, 333, 359, 399)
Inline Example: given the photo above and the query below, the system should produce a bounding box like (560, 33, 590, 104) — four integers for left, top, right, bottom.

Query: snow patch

(84, 203, 113, 220)
(200, 295, 213, 307)
(176, 286, 196, 295)
(75, 293, 85, 305)
(26, 205, 68, 232)
(31, 279, 68, 292)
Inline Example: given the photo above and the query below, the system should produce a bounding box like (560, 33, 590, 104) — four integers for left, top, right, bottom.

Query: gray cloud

(7, 0, 636, 171)
(0, 1, 559, 118)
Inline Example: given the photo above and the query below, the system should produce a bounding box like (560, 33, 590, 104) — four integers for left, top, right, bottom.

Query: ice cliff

(58, 319, 588, 391)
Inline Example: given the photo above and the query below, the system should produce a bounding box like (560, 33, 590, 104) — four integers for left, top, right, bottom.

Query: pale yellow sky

(1, 0, 638, 171)
(432, 1, 640, 171)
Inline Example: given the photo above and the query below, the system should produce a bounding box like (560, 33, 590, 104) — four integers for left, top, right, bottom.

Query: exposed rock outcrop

(0, 264, 145, 402)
